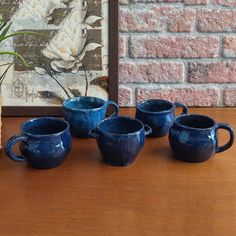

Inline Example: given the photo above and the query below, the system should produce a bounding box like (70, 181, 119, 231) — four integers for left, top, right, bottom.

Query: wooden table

(0, 108, 236, 236)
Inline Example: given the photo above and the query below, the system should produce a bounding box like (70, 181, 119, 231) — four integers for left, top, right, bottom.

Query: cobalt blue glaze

(169, 114, 234, 163)
(136, 99, 188, 137)
(89, 116, 152, 166)
(5, 117, 72, 169)
(63, 96, 119, 138)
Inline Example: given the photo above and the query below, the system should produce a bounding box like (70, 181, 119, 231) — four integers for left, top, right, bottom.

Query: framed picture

(0, 0, 118, 116)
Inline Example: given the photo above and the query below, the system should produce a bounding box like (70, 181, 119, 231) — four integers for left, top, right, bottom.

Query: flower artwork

(0, 0, 109, 107)
(13, 0, 67, 25)
(41, 4, 102, 73)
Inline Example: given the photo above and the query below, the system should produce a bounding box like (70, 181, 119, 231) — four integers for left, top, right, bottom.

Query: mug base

(27, 156, 67, 169)
(70, 131, 90, 138)
(104, 159, 135, 167)
(28, 162, 64, 169)
(72, 134, 90, 138)
(174, 154, 211, 163)
(147, 133, 167, 138)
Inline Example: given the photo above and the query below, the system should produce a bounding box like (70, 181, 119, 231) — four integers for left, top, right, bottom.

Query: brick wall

(118, 0, 236, 107)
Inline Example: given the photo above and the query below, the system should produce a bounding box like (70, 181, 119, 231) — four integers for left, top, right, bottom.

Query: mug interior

(64, 97, 105, 110)
(98, 117, 143, 135)
(22, 118, 68, 136)
(138, 100, 173, 112)
(175, 115, 215, 129)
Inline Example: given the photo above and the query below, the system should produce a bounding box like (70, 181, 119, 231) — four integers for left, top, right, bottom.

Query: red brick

(119, 6, 165, 32)
(184, 0, 208, 4)
(160, 7, 196, 32)
(224, 88, 236, 106)
(212, 0, 236, 7)
(119, 35, 127, 58)
(130, 36, 220, 58)
(223, 37, 236, 58)
(119, 61, 184, 83)
(117, 1, 236, 107)
(188, 62, 236, 83)
(119, 86, 133, 106)
(137, 87, 220, 106)
(198, 10, 236, 32)
(119, 6, 195, 32)
(131, 0, 207, 3)
(131, 0, 181, 2)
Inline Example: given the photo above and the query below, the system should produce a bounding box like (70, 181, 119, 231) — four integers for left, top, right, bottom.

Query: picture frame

(1, 0, 119, 116)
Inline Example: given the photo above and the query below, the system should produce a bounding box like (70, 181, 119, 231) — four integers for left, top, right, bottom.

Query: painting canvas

(0, 0, 118, 115)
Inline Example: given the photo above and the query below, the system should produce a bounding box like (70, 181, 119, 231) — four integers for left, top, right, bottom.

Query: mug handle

(105, 100, 119, 117)
(173, 102, 188, 115)
(144, 125, 152, 136)
(5, 135, 28, 162)
(88, 129, 99, 139)
(215, 123, 234, 153)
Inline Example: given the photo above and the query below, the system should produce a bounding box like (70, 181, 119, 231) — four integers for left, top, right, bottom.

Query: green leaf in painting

(0, 51, 28, 66)
(0, 31, 45, 43)
(0, 22, 12, 38)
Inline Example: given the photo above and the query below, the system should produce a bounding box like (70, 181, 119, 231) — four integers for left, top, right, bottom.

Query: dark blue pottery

(136, 99, 188, 137)
(5, 117, 72, 169)
(63, 96, 119, 138)
(89, 116, 152, 166)
(169, 114, 234, 163)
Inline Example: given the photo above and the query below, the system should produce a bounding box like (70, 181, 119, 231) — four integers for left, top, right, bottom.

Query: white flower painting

(14, 0, 67, 24)
(0, 0, 109, 106)
(42, 4, 103, 73)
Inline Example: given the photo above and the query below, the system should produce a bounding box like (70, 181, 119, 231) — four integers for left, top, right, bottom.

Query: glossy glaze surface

(136, 99, 188, 137)
(169, 114, 234, 162)
(89, 116, 151, 166)
(63, 96, 119, 138)
(5, 117, 72, 169)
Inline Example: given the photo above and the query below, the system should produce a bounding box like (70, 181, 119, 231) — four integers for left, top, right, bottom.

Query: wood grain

(0, 108, 235, 236)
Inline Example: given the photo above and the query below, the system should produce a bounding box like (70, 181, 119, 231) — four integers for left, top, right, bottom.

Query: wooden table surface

(0, 108, 236, 236)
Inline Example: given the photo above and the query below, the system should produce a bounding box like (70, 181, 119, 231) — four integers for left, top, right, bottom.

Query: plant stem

(82, 64, 89, 96)
(0, 51, 28, 66)
(49, 74, 71, 99)
(0, 62, 13, 87)
(0, 62, 12, 67)
(0, 31, 46, 43)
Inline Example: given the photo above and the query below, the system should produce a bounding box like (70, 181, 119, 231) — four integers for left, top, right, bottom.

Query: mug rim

(21, 117, 70, 137)
(63, 96, 107, 112)
(96, 116, 145, 136)
(174, 114, 216, 131)
(136, 99, 174, 114)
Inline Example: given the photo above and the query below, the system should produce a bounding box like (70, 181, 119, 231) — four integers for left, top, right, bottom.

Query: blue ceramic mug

(136, 99, 188, 137)
(89, 116, 152, 166)
(5, 117, 72, 169)
(63, 96, 119, 138)
(169, 114, 234, 163)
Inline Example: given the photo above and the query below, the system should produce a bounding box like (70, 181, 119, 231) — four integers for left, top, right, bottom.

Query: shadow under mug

(135, 99, 188, 137)
(89, 116, 152, 166)
(63, 96, 119, 138)
(169, 114, 234, 163)
(5, 117, 72, 169)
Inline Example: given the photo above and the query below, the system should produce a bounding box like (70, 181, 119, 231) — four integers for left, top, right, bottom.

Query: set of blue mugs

(5, 97, 234, 169)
